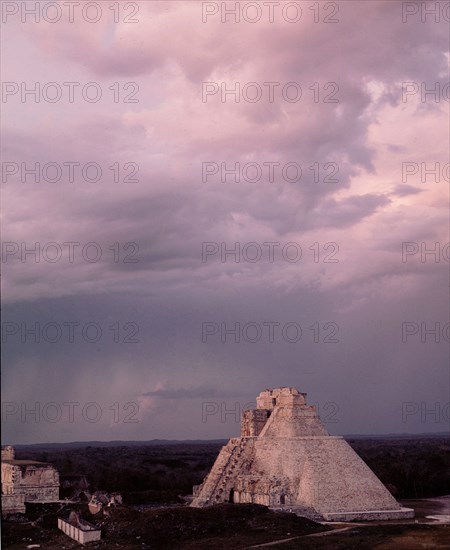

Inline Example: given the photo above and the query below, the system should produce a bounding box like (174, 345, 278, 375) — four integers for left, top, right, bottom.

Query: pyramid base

(322, 507, 415, 522)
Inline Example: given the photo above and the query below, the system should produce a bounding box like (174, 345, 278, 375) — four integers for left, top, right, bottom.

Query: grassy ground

(2, 501, 450, 550)
(1, 503, 329, 549)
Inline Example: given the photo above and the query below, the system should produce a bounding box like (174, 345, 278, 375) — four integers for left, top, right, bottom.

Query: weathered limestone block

(1, 493, 26, 515)
(241, 409, 270, 437)
(1, 446, 15, 461)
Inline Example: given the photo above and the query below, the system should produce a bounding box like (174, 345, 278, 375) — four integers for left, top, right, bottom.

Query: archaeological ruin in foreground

(1, 445, 60, 515)
(191, 387, 414, 521)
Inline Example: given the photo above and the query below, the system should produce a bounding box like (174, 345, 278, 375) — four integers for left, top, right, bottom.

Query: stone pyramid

(191, 387, 414, 521)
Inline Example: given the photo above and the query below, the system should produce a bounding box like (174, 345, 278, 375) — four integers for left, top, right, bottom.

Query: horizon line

(3, 431, 449, 447)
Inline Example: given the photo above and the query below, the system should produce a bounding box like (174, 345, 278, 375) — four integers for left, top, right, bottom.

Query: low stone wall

(58, 518, 101, 544)
(1, 494, 26, 515)
(322, 507, 415, 521)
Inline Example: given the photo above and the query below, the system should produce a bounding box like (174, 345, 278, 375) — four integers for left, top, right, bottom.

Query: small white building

(58, 512, 101, 544)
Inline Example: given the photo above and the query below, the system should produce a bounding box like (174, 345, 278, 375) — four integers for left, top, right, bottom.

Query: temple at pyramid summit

(191, 388, 414, 521)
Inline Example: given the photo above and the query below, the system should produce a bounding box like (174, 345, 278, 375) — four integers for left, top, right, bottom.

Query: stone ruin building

(1, 445, 60, 515)
(88, 490, 123, 515)
(60, 474, 90, 501)
(191, 388, 414, 521)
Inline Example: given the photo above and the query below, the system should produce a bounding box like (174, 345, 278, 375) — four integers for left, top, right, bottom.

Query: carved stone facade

(241, 409, 270, 437)
(1, 446, 60, 514)
(191, 387, 414, 521)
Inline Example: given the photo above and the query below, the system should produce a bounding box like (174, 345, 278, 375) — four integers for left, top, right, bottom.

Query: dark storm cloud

(2, 1, 448, 443)
(392, 184, 424, 197)
(142, 387, 241, 399)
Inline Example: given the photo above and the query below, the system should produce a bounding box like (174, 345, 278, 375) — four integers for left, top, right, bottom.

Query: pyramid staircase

(191, 437, 253, 506)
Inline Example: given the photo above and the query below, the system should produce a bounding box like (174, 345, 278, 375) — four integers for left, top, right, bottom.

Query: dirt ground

(2, 498, 450, 549)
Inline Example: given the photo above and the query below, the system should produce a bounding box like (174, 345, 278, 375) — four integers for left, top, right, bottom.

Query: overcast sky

(1, 1, 449, 444)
